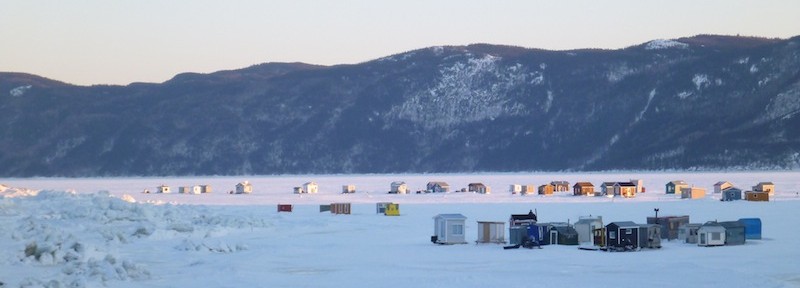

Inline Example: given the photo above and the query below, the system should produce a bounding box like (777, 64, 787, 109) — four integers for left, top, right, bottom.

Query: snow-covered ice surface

(2, 171, 800, 287)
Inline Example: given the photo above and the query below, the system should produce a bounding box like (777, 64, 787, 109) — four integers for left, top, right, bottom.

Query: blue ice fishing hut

(738, 218, 762, 239)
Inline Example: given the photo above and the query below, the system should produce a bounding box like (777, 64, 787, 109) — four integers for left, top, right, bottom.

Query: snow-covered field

(1, 171, 799, 287)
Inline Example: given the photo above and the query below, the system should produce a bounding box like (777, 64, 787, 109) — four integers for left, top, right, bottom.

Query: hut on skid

(390, 181, 408, 194)
(521, 185, 536, 195)
(376, 202, 392, 214)
(738, 218, 762, 240)
(719, 221, 746, 245)
(666, 180, 689, 195)
(476, 221, 505, 244)
(614, 182, 637, 198)
(551, 181, 570, 192)
(630, 179, 645, 193)
(752, 182, 775, 196)
(573, 182, 595, 196)
(745, 191, 769, 202)
(538, 184, 554, 195)
(468, 183, 491, 194)
(714, 181, 733, 194)
(180, 186, 200, 194)
(721, 187, 743, 201)
(427, 182, 450, 193)
(548, 225, 579, 245)
(574, 216, 603, 245)
(303, 182, 319, 194)
(605, 221, 641, 251)
(678, 223, 703, 244)
(157, 185, 171, 193)
(600, 182, 616, 196)
(277, 204, 293, 212)
(236, 181, 253, 194)
(509, 184, 522, 195)
(638, 224, 662, 249)
(384, 203, 400, 216)
(200, 185, 212, 194)
(698, 223, 726, 247)
(432, 214, 467, 245)
(647, 215, 690, 240)
(508, 210, 540, 245)
(330, 203, 351, 215)
(681, 187, 706, 199)
(342, 184, 356, 194)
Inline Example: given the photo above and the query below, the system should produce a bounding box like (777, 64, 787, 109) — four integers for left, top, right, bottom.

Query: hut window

(711, 232, 721, 240)
(609, 231, 617, 239)
(625, 229, 632, 235)
(452, 224, 463, 235)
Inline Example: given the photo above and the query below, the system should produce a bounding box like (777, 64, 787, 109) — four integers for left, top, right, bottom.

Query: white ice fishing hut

(432, 214, 467, 244)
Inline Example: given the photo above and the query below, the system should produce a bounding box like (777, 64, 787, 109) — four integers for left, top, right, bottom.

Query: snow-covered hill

(0, 35, 799, 176)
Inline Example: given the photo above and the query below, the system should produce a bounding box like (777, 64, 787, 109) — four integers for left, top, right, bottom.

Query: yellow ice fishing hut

(384, 203, 400, 216)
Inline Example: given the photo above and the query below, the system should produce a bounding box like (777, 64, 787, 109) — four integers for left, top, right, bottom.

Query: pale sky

(1, 0, 799, 86)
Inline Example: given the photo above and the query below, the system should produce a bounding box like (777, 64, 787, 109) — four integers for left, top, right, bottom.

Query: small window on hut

(452, 224, 463, 235)
(712, 232, 721, 240)
(625, 229, 632, 235)
(609, 231, 617, 239)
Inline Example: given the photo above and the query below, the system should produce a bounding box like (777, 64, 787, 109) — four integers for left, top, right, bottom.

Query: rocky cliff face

(1, 35, 799, 176)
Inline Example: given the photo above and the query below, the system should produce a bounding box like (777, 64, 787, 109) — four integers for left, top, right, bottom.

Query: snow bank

(0, 184, 39, 198)
(0, 190, 271, 287)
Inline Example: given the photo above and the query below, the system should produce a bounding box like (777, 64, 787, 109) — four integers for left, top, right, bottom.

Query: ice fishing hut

(574, 216, 603, 245)
(647, 215, 690, 240)
(277, 204, 293, 212)
(236, 181, 253, 194)
(678, 223, 702, 244)
(303, 182, 319, 194)
(548, 225, 579, 245)
(605, 222, 641, 250)
(638, 224, 662, 249)
(745, 191, 769, 201)
(476, 221, 505, 244)
(384, 203, 400, 216)
(390, 181, 408, 194)
(738, 218, 762, 239)
(681, 187, 706, 199)
(157, 185, 171, 193)
(719, 221, 746, 245)
(427, 182, 450, 193)
(432, 214, 467, 245)
(330, 203, 351, 215)
(698, 223, 726, 247)
(376, 202, 391, 214)
(468, 183, 491, 194)
(508, 210, 540, 245)
(721, 187, 743, 201)
(509, 184, 522, 194)
(342, 184, 356, 194)
(200, 185, 212, 194)
(714, 181, 733, 194)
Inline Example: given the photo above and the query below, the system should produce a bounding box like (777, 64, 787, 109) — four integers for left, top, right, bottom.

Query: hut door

(550, 230, 558, 245)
